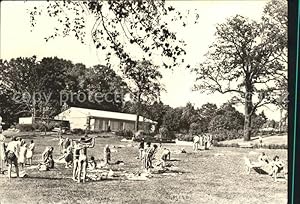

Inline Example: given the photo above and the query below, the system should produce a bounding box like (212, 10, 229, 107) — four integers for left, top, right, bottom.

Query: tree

(180, 102, 198, 133)
(262, 0, 287, 132)
(197, 103, 218, 132)
(29, 1, 199, 69)
(124, 60, 162, 131)
(192, 9, 287, 140)
(162, 107, 183, 132)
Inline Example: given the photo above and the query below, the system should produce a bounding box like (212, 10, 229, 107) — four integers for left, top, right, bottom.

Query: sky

(0, 0, 285, 121)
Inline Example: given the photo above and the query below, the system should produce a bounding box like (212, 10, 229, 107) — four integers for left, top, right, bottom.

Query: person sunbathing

(270, 155, 285, 182)
(257, 152, 269, 166)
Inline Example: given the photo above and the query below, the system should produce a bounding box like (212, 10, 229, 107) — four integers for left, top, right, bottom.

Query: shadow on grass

(22, 176, 65, 181)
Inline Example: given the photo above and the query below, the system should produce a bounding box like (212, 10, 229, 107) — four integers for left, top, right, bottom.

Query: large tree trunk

(244, 88, 253, 141)
(135, 93, 141, 132)
(279, 108, 283, 132)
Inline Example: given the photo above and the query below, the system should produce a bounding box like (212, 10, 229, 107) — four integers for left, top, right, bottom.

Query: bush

(115, 129, 134, 139)
(210, 129, 243, 142)
(16, 124, 34, 132)
(71, 128, 86, 135)
(176, 134, 194, 142)
(158, 127, 176, 140)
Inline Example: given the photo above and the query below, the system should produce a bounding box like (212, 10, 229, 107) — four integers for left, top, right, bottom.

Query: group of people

(193, 134, 212, 151)
(252, 152, 286, 182)
(0, 131, 35, 178)
(139, 140, 171, 172)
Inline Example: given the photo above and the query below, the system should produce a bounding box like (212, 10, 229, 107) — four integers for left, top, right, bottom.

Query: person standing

(6, 137, 20, 179)
(193, 135, 200, 151)
(18, 140, 27, 169)
(138, 139, 144, 160)
(103, 144, 111, 165)
(0, 132, 6, 174)
(26, 140, 35, 165)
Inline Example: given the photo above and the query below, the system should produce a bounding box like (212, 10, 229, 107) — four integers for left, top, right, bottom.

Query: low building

(55, 107, 156, 132)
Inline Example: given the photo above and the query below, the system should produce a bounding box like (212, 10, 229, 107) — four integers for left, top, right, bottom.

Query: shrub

(158, 127, 176, 140)
(210, 129, 243, 142)
(16, 124, 34, 132)
(71, 128, 85, 135)
(176, 134, 194, 142)
(115, 129, 134, 139)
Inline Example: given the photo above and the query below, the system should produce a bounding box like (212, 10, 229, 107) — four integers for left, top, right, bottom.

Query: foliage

(124, 60, 163, 131)
(176, 134, 194, 142)
(189, 122, 203, 135)
(209, 103, 244, 133)
(29, 1, 199, 69)
(162, 107, 183, 132)
(192, 1, 287, 140)
(115, 129, 133, 139)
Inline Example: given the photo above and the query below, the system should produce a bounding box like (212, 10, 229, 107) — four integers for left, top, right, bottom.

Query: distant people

(18, 140, 27, 169)
(107, 126, 111, 132)
(6, 137, 20, 179)
(26, 140, 35, 165)
(41, 147, 54, 169)
(193, 135, 200, 151)
(138, 140, 144, 160)
(270, 155, 284, 182)
(143, 142, 151, 170)
(0, 132, 6, 174)
(103, 144, 111, 165)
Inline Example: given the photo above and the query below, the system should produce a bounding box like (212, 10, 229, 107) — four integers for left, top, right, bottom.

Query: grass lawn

(219, 134, 287, 146)
(0, 133, 287, 204)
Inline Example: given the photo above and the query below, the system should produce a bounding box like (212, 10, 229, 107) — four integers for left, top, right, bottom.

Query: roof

(57, 107, 157, 124)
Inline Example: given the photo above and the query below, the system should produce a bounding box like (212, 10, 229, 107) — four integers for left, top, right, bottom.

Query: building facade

(55, 107, 156, 132)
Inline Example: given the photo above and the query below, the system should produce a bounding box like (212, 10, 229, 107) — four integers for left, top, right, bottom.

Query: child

(26, 140, 35, 165)
(103, 144, 111, 165)
(138, 140, 144, 160)
(88, 156, 97, 170)
(18, 140, 27, 169)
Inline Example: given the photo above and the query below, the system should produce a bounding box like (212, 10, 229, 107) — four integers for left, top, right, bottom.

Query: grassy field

(219, 134, 287, 146)
(0, 133, 287, 204)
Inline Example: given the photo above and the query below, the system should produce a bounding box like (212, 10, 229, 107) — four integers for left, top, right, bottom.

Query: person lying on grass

(6, 136, 20, 179)
(269, 155, 285, 182)
(73, 137, 95, 183)
(257, 152, 269, 166)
